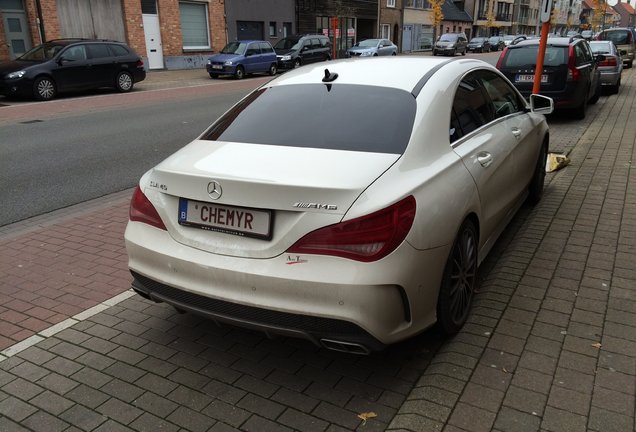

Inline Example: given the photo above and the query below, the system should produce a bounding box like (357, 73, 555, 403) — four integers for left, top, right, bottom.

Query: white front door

(142, 14, 164, 69)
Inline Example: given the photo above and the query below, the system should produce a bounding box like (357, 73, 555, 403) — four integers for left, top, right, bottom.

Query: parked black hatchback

(0, 38, 146, 101)
(273, 35, 331, 69)
(496, 37, 602, 118)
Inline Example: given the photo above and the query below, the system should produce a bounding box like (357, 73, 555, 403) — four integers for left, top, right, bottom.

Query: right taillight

(287, 196, 416, 262)
(567, 45, 580, 81)
(598, 56, 617, 67)
(129, 186, 167, 230)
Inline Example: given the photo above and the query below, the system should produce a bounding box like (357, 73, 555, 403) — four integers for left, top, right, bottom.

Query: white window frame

(179, 1, 211, 50)
(387, 0, 396, 7)
(381, 24, 391, 39)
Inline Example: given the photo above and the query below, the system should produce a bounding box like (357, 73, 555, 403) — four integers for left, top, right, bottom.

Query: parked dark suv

(496, 36, 603, 118)
(273, 34, 331, 69)
(0, 38, 146, 101)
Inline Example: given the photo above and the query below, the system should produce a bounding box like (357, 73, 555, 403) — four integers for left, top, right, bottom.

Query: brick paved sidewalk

(0, 69, 634, 431)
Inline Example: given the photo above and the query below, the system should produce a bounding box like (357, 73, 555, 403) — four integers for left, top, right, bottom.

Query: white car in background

(125, 57, 553, 354)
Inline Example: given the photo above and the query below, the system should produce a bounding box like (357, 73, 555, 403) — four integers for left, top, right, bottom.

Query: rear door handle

(511, 127, 522, 139)
(477, 152, 493, 167)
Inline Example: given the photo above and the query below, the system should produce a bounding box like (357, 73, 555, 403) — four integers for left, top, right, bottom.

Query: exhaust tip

(320, 338, 371, 355)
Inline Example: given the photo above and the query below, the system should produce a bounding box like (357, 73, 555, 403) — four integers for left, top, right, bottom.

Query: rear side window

(320, 37, 330, 47)
(109, 44, 130, 56)
(87, 44, 111, 59)
(502, 45, 567, 67)
(202, 84, 416, 154)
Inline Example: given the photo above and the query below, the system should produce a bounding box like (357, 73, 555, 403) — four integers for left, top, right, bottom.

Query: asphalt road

(0, 84, 257, 226)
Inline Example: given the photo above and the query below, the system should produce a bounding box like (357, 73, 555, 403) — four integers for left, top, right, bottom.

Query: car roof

(234, 40, 269, 43)
(46, 38, 124, 45)
(267, 57, 494, 94)
(511, 36, 581, 47)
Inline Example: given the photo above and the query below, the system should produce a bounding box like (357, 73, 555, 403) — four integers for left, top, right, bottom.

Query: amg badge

(293, 202, 338, 210)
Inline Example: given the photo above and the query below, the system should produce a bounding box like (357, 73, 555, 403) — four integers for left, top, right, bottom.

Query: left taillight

(287, 196, 416, 262)
(136, 59, 145, 68)
(129, 186, 167, 230)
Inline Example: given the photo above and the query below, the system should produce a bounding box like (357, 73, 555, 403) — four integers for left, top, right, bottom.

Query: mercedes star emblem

(207, 180, 222, 200)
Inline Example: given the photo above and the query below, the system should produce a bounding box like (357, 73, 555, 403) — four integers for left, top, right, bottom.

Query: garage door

(57, 0, 126, 42)
(237, 21, 264, 40)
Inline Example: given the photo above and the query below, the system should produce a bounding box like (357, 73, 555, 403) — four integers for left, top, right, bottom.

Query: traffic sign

(540, 0, 553, 22)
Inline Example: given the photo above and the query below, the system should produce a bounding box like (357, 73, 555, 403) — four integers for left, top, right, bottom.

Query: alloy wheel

(37, 78, 55, 100)
(447, 227, 477, 324)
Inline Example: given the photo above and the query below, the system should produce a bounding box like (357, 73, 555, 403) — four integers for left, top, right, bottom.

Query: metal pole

(532, 21, 551, 94)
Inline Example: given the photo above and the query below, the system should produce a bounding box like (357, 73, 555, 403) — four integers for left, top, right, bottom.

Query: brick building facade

(0, 0, 225, 69)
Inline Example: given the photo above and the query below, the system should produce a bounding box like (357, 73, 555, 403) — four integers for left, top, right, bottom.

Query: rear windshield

(589, 41, 612, 54)
(440, 34, 458, 42)
(202, 84, 416, 154)
(502, 45, 567, 67)
(599, 30, 631, 45)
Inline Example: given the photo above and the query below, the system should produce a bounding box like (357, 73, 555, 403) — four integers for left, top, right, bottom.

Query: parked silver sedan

(589, 40, 623, 94)
(346, 38, 397, 57)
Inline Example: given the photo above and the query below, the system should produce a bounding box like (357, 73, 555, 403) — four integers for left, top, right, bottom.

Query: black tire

(115, 71, 134, 92)
(611, 77, 620, 94)
(573, 96, 587, 119)
(626, 60, 633, 69)
(268, 63, 277, 76)
(527, 141, 548, 205)
(293, 58, 301, 68)
(234, 66, 244, 80)
(432, 50, 438, 56)
(437, 219, 478, 335)
(209, 73, 218, 79)
(461, 48, 466, 56)
(391, 51, 397, 56)
(588, 81, 601, 104)
(33, 76, 56, 101)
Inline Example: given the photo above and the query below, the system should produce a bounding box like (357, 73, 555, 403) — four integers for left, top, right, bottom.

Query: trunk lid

(147, 140, 401, 258)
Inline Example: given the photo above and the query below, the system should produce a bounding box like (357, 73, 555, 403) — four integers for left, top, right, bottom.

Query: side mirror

(620, 49, 627, 56)
(529, 94, 554, 115)
(302, 46, 310, 51)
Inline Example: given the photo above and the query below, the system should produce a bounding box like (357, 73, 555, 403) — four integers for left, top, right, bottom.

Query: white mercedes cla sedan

(125, 57, 553, 354)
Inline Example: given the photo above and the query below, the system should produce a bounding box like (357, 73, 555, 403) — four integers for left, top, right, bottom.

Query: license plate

(212, 65, 223, 70)
(178, 198, 272, 240)
(516, 74, 548, 83)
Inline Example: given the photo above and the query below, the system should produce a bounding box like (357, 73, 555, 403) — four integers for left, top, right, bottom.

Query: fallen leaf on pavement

(592, 342, 602, 349)
(358, 412, 377, 425)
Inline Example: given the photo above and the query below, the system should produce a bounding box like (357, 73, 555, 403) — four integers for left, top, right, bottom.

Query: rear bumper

(518, 82, 586, 109)
(125, 220, 449, 350)
(599, 70, 620, 86)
